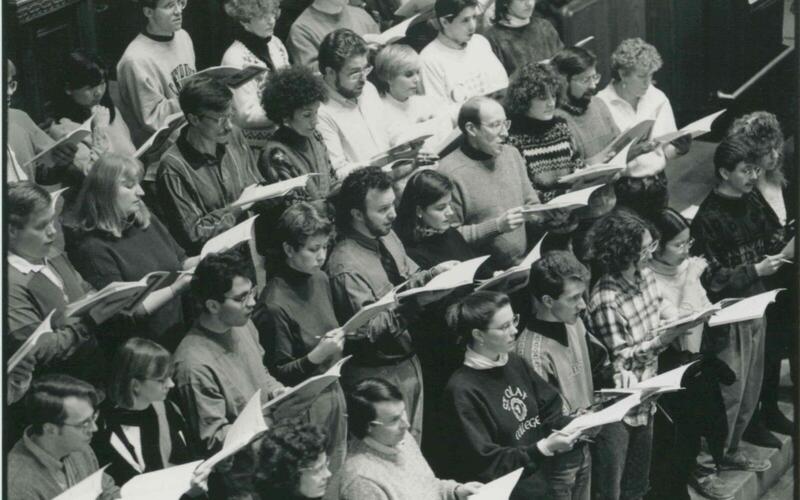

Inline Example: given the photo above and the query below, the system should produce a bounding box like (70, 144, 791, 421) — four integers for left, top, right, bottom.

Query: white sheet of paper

(263, 356, 352, 411)
(468, 468, 524, 500)
(49, 187, 70, 210)
(634, 361, 699, 393)
(654, 109, 726, 144)
(202, 390, 268, 471)
(231, 175, 317, 209)
(25, 116, 93, 169)
(342, 290, 397, 333)
(574, 35, 594, 48)
(8, 311, 55, 373)
(520, 235, 545, 268)
(135, 112, 185, 160)
(363, 14, 419, 45)
(396, 255, 490, 298)
(522, 185, 604, 213)
(561, 393, 643, 433)
(200, 215, 258, 258)
(708, 289, 785, 327)
(680, 204, 699, 221)
(53, 465, 108, 500)
(120, 460, 203, 500)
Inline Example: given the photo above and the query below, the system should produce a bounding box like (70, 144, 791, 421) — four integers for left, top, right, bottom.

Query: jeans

(547, 444, 591, 500)
(591, 419, 654, 500)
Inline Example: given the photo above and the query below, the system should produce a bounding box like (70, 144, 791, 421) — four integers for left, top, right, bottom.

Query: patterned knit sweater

(507, 115, 583, 202)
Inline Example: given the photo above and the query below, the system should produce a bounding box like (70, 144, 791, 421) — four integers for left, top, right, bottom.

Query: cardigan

(8, 428, 119, 500)
(65, 215, 187, 351)
(438, 141, 540, 270)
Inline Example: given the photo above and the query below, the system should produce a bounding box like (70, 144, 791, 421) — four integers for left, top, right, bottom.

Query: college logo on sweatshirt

(170, 64, 196, 94)
(502, 386, 528, 422)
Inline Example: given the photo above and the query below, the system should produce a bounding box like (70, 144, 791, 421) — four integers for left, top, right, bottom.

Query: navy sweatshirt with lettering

(442, 353, 570, 497)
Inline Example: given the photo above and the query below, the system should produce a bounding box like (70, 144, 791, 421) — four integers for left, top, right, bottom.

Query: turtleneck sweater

(554, 96, 620, 160)
(481, 16, 563, 76)
(439, 140, 539, 270)
(507, 114, 583, 202)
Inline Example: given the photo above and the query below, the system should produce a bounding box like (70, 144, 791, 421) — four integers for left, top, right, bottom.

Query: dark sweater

(442, 353, 570, 496)
(259, 126, 336, 200)
(507, 115, 583, 203)
(482, 17, 563, 76)
(690, 188, 786, 302)
(66, 215, 187, 351)
(253, 265, 340, 385)
(402, 227, 476, 269)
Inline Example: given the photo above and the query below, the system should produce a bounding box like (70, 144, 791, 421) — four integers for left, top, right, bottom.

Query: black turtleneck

(142, 30, 175, 43)
(509, 114, 556, 136)
(460, 138, 494, 161)
(235, 26, 275, 70)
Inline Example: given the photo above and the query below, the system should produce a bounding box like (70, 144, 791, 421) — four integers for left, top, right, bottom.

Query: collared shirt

(8, 254, 66, 296)
(8, 427, 119, 500)
(316, 81, 390, 180)
(587, 268, 668, 426)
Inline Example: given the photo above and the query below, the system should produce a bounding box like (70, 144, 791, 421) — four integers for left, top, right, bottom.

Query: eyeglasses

(575, 73, 601, 86)
(486, 313, 520, 333)
(345, 66, 373, 81)
(161, 0, 188, 12)
(62, 411, 99, 432)
(483, 119, 511, 133)
(640, 240, 659, 258)
(673, 237, 695, 251)
(200, 112, 233, 127)
(224, 287, 257, 305)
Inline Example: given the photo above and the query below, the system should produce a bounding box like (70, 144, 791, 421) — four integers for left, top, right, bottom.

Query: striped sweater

(507, 116, 583, 202)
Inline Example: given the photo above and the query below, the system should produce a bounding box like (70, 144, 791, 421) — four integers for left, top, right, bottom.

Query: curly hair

(728, 111, 785, 182)
(504, 62, 564, 117)
(191, 250, 253, 310)
(224, 0, 277, 23)
(261, 66, 327, 124)
(528, 250, 589, 300)
(585, 208, 657, 275)
(610, 38, 662, 81)
(334, 166, 393, 233)
(254, 419, 327, 499)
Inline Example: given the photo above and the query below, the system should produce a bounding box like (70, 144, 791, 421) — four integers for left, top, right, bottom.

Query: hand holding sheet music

(230, 175, 318, 209)
(199, 215, 258, 258)
(560, 393, 643, 433)
(521, 185, 605, 216)
(24, 116, 92, 170)
(396, 256, 490, 300)
(599, 361, 700, 397)
(263, 356, 352, 419)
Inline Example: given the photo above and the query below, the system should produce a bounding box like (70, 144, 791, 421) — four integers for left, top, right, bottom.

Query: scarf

(234, 26, 275, 70)
(498, 15, 531, 28)
(464, 345, 508, 369)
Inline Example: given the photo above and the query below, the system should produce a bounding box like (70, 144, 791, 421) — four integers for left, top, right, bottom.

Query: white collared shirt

(8, 254, 67, 295)
(596, 82, 677, 138)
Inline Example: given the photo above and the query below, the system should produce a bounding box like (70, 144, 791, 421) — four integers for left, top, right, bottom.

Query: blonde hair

(610, 38, 662, 81)
(70, 153, 150, 238)
(224, 0, 278, 23)
(373, 44, 420, 95)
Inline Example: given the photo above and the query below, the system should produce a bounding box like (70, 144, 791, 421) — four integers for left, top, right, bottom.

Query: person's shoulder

(8, 107, 34, 126)
(174, 29, 193, 45)
(221, 40, 247, 66)
(438, 148, 469, 173)
(643, 84, 669, 104)
(530, 14, 559, 33)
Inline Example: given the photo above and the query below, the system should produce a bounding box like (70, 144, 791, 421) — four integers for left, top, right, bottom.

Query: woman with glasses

(482, 0, 563, 76)
(65, 153, 199, 352)
(441, 291, 581, 499)
(505, 62, 583, 204)
(49, 50, 136, 191)
(222, 0, 290, 146)
(247, 419, 331, 499)
(648, 208, 711, 353)
(259, 65, 336, 200)
(252, 202, 348, 485)
(92, 337, 206, 491)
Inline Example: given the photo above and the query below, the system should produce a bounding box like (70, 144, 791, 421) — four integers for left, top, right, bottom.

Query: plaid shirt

(588, 268, 667, 426)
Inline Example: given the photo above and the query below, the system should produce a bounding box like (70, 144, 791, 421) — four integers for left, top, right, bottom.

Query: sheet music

(8, 311, 55, 373)
(199, 215, 258, 258)
(201, 390, 268, 471)
(396, 255, 490, 298)
(231, 175, 318, 209)
(708, 289, 785, 327)
(468, 468, 524, 499)
(53, 466, 108, 500)
(120, 460, 203, 500)
(560, 393, 643, 433)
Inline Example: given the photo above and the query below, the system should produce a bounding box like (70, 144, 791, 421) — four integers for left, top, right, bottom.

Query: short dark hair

(585, 208, 657, 275)
(457, 96, 491, 133)
(714, 133, 752, 180)
(191, 250, 253, 310)
(334, 166, 393, 232)
(26, 374, 99, 435)
(395, 170, 453, 243)
(262, 202, 333, 268)
(504, 62, 563, 117)
(347, 378, 404, 439)
(528, 251, 589, 300)
(445, 291, 511, 347)
(651, 207, 690, 246)
(318, 29, 368, 74)
(261, 66, 327, 124)
(179, 75, 233, 118)
(8, 181, 51, 230)
(435, 0, 478, 21)
(551, 46, 597, 79)
(253, 418, 327, 498)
